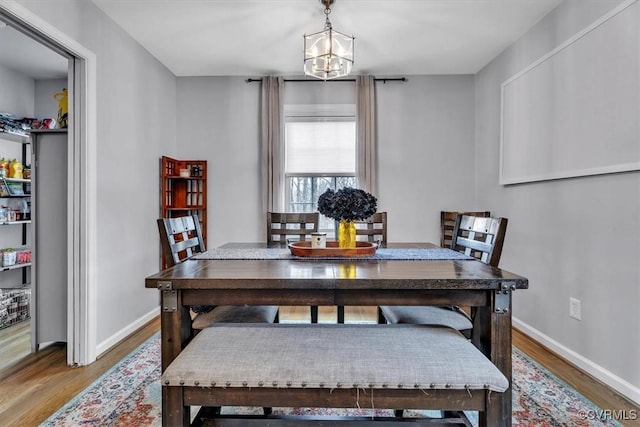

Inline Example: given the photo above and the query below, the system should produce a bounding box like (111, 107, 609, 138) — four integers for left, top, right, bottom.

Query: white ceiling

(0, 23, 68, 79)
(0, 0, 564, 79)
(90, 0, 563, 77)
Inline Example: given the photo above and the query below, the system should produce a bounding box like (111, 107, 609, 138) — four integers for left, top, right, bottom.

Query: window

(284, 105, 356, 232)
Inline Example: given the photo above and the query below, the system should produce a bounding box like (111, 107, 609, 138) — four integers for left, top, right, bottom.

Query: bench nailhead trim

(286, 381, 292, 387)
(302, 382, 307, 387)
(258, 381, 264, 387)
(272, 381, 278, 387)
(179, 380, 185, 385)
(430, 383, 436, 388)
(242, 381, 248, 387)
(414, 383, 420, 388)
(194, 381, 199, 386)
(211, 382, 216, 386)
(165, 380, 170, 385)
(225, 382, 231, 387)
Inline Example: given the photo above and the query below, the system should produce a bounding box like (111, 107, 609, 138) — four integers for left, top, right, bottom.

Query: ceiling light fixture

(303, 0, 354, 80)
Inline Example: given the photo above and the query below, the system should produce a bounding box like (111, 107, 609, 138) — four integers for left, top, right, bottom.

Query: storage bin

(1, 250, 17, 267)
(0, 289, 30, 329)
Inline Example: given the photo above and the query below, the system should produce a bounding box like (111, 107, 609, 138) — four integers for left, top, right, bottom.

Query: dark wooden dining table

(145, 242, 528, 426)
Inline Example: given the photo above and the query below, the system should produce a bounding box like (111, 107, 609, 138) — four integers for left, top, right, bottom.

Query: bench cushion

(192, 305, 279, 329)
(380, 306, 473, 330)
(162, 324, 508, 393)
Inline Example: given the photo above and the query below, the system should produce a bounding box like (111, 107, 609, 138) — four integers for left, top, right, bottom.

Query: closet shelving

(0, 131, 32, 330)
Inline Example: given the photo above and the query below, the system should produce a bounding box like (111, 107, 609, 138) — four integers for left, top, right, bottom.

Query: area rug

(42, 332, 622, 426)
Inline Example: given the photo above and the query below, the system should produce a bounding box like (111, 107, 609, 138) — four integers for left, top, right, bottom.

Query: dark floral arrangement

(317, 187, 377, 221)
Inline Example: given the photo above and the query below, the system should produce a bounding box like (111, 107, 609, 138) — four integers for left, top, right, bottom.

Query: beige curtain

(356, 75, 376, 194)
(260, 76, 285, 214)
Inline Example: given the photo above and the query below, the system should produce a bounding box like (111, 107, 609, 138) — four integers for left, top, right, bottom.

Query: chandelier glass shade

(303, 1, 354, 80)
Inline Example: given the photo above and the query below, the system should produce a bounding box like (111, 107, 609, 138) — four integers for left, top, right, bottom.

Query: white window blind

(285, 120, 356, 175)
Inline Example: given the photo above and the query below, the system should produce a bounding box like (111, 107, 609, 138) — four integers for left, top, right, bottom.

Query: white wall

(475, 0, 640, 402)
(14, 0, 178, 350)
(176, 75, 476, 247)
(0, 63, 34, 116)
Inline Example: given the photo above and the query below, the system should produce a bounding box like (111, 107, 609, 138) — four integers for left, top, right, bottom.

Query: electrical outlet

(569, 297, 581, 320)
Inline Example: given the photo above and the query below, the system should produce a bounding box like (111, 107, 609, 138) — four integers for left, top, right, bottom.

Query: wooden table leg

(164, 386, 189, 426)
(160, 288, 193, 427)
(473, 290, 513, 427)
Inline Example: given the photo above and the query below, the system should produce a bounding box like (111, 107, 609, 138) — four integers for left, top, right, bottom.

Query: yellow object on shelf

(9, 159, 23, 179)
(54, 88, 68, 129)
(0, 158, 8, 178)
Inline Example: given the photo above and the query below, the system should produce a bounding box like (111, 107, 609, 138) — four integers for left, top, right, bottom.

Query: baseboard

(95, 307, 159, 357)
(513, 317, 640, 406)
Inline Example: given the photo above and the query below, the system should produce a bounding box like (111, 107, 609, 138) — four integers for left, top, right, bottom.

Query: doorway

(0, 1, 98, 367)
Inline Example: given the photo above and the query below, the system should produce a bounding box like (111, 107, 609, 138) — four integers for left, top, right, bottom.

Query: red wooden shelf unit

(160, 155, 207, 268)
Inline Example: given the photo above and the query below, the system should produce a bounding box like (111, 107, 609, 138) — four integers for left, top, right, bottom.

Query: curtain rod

(246, 77, 407, 84)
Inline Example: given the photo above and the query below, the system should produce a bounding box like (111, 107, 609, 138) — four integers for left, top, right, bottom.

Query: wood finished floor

(0, 307, 638, 427)
(0, 321, 31, 372)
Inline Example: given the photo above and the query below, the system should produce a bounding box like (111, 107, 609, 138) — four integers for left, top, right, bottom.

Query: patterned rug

(42, 333, 622, 426)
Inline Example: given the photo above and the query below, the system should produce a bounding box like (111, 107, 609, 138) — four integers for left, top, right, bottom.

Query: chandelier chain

(324, 8, 332, 29)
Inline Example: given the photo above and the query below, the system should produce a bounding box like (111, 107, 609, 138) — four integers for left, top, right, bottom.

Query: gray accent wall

(176, 75, 476, 247)
(475, 0, 640, 397)
(376, 75, 477, 242)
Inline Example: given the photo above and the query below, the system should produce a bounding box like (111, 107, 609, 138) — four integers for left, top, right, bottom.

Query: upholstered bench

(162, 324, 508, 426)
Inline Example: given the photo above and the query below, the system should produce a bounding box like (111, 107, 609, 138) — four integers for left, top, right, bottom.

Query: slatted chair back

(355, 212, 388, 244)
(440, 211, 491, 248)
(158, 215, 205, 267)
(267, 212, 320, 243)
(451, 214, 507, 267)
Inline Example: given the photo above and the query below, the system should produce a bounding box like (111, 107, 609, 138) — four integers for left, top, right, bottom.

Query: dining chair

(355, 211, 388, 244)
(267, 212, 320, 322)
(157, 215, 279, 329)
(379, 214, 508, 334)
(337, 212, 388, 324)
(267, 212, 320, 243)
(440, 210, 491, 248)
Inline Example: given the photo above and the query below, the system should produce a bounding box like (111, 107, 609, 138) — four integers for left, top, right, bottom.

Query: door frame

(0, 0, 98, 365)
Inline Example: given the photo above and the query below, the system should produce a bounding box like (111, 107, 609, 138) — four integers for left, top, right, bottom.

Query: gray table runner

(192, 247, 473, 261)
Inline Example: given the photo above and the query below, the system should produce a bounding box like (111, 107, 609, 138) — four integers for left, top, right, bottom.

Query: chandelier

(303, 0, 355, 80)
